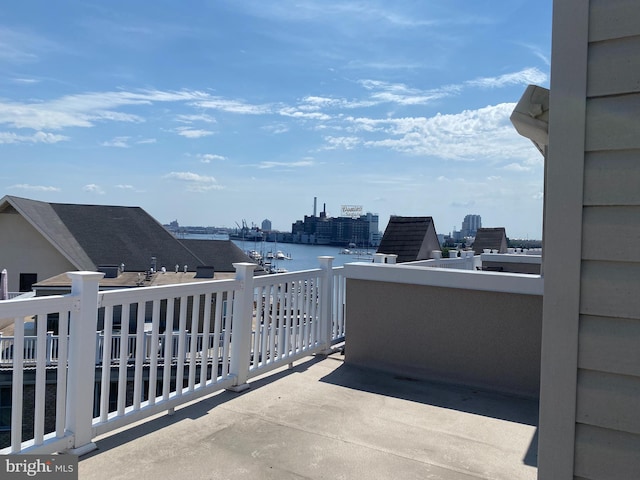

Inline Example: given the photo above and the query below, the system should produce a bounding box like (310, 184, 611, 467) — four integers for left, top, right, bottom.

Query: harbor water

(232, 239, 375, 272)
(179, 233, 374, 272)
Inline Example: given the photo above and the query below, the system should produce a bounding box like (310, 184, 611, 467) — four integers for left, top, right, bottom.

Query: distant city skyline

(0, 1, 551, 239)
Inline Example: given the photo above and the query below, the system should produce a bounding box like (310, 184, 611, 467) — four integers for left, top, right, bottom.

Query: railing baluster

(175, 296, 188, 396)
(100, 305, 114, 422)
(212, 292, 223, 381)
(162, 298, 175, 401)
(133, 301, 146, 410)
(148, 299, 161, 406)
(34, 313, 47, 445)
(56, 310, 69, 438)
(11, 315, 24, 452)
(200, 293, 212, 387)
(117, 306, 130, 416)
(188, 295, 200, 391)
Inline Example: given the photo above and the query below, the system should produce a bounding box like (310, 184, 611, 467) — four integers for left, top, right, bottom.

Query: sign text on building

(341, 205, 363, 218)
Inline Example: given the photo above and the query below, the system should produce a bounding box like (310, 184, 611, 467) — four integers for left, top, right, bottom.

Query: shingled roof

(180, 239, 257, 272)
(376, 216, 440, 263)
(1, 195, 249, 272)
(472, 227, 508, 255)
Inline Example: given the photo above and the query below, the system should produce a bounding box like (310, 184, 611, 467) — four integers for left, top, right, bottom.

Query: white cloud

(279, 107, 331, 120)
(465, 67, 547, 89)
(137, 138, 157, 144)
(12, 77, 40, 84)
(193, 97, 272, 115)
(502, 163, 531, 172)
(262, 123, 290, 134)
(0, 26, 61, 63)
(9, 184, 60, 192)
(322, 136, 360, 150)
(0, 131, 68, 144)
(342, 103, 540, 163)
(83, 184, 105, 194)
(0, 89, 209, 131)
(353, 67, 547, 110)
(163, 171, 222, 191)
(258, 159, 315, 169)
(101, 136, 130, 148)
(518, 43, 551, 66)
(175, 127, 214, 138)
(115, 184, 134, 189)
(197, 153, 226, 163)
(176, 113, 216, 123)
(359, 79, 461, 106)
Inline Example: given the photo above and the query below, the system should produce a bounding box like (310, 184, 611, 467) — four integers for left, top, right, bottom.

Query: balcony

(0, 255, 542, 479)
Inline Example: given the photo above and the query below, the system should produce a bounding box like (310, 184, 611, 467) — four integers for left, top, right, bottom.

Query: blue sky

(0, 1, 552, 239)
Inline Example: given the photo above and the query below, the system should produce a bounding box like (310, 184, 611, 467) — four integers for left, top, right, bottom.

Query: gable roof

(179, 239, 256, 272)
(472, 227, 508, 255)
(376, 216, 438, 263)
(1, 195, 205, 272)
(3, 195, 95, 270)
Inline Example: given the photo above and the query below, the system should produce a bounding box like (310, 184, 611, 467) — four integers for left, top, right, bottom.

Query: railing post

(227, 263, 255, 392)
(373, 253, 386, 263)
(65, 271, 104, 455)
(318, 256, 334, 353)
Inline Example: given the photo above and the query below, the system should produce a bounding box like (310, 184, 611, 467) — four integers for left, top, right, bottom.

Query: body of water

(232, 239, 375, 271)
(179, 233, 374, 271)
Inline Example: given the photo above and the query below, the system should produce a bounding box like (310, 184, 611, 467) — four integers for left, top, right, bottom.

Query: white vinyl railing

(0, 258, 345, 456)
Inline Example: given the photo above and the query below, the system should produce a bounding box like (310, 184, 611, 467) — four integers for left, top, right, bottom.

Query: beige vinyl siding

(580, 261, 640, 318)
(584, 151, 640, 206)
(582, 206, 640, 261)
(579, 315, 640, 377)
(576, 370, 640, 434)
(574, 424, 640, 480)
(587, 35, 640, 97)
(572, 1, 640, 477)
(589, 0, 640, 43)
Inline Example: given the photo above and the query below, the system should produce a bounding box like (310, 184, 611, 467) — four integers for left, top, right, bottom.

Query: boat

(247, 250, 262, 262)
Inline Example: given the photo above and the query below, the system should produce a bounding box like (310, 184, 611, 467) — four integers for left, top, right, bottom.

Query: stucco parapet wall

(343, 262, 543, 296)
(480, 253, 542, 264)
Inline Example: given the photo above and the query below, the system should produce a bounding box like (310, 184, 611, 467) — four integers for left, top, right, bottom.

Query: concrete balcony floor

(79, 353, 538, 480)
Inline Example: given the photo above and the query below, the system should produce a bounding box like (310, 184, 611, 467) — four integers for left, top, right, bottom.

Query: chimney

(313, 197, 317, 217)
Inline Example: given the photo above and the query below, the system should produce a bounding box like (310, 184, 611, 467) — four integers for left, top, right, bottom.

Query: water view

(181, 234, 374, 271)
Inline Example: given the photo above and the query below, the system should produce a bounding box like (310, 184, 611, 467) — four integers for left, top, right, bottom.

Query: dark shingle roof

(472, 227, 508, 255)
(179, 239, 255, 272)
(4, 196, 203, 272)
(376, 216, 436, 263)
(50, 202, 203, 272)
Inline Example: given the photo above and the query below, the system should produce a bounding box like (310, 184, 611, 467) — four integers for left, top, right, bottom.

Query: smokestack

(313, 197, 317, 217)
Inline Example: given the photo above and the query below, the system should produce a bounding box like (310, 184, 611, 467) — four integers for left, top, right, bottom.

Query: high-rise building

(261, 218, 272, 231)
(461, 214, 481, 238)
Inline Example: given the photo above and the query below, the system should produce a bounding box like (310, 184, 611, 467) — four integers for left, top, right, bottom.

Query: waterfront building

(291, 202, 380, 247)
